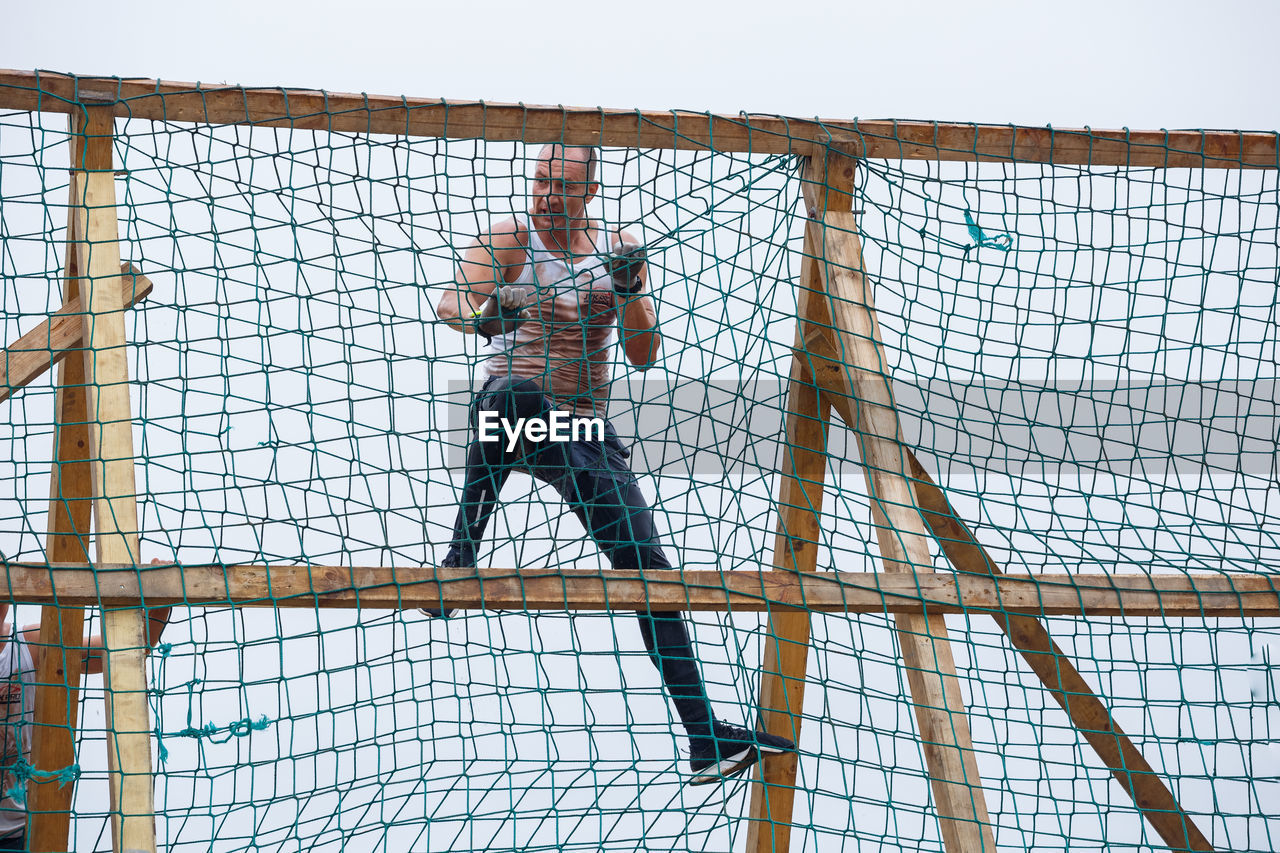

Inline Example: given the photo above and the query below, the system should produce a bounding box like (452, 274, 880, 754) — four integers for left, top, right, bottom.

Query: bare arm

(613, 229, 662, 369)
(435, 217, 529, 334)
(18, 560, 174, 677)
(57, 607, 172, 677)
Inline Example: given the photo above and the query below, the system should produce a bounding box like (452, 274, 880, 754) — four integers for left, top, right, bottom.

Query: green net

(0, 89, 1277, 853)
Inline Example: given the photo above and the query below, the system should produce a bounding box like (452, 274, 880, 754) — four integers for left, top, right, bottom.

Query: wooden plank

(0, 70, 1275, 167)
(817, 210, 996, 851)
(1, 264, 153, 404)
(1, 564, 1275, 617)
(904, 452, 1214, 851)
(73, 103, 157, 853)
(28, 133, 94, 850)
(745, 151, 851, 853)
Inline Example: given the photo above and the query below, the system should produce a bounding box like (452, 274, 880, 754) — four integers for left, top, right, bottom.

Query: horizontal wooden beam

(2, 564, 1276, 617)
(1, 70, 1274, 168)
(1, 263, 152, 404)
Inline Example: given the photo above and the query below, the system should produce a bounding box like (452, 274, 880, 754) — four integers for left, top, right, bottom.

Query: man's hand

(608, 242, 647, 295)
(475, 284, 535, 340)
(495, 285, 534, 315)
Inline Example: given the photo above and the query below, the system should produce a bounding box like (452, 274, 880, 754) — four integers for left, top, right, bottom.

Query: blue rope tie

(3, 759, 81, 804)
(963, 210, 1013, 252)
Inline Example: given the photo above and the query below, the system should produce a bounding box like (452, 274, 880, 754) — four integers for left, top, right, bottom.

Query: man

(0, 562, 172, 850)
(434, 144, 794, 785)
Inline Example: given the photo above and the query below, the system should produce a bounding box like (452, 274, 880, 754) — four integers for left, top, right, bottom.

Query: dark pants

(446, 375, 714, 740)
(0, 832, 23, 851)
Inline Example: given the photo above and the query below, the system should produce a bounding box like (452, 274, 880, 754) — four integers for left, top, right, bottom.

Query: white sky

(5, 0, 1279, 130)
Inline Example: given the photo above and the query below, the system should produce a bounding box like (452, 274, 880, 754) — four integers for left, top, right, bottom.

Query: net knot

(2, 759, 81, 805)
(963, 210, 1013, 252)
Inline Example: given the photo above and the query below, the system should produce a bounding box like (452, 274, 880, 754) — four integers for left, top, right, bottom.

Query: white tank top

(0, 634, 35, 839)
(482, 217, 619, 418)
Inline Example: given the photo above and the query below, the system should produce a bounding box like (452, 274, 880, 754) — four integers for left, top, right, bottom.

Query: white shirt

(481, 217, 620, 417)
(0, 632, 35, 839)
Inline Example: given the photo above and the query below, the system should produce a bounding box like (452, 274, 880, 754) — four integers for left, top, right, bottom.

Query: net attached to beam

(0, 99, 1276, 852)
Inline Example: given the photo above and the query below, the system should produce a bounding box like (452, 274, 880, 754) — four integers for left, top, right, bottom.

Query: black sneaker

(687, 721, 796, 786)
(419, 552, 465, 619)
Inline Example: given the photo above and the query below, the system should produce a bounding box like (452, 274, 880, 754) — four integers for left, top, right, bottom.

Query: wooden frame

(42, 103, 158, 853)
(27, 119, 95, 851)
(1, 564, 1276, 616)
(1, 69, 1271, 853)
(802, 307, 1217, 849)
(0, 70, 1277, 167)
(744, 150, 847, 853)
(806, 157, 997, 850)
(789, 160, 1217, 848)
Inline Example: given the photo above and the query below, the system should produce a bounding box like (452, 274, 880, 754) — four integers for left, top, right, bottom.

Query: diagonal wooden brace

(797, 249, 1213, 851)
(0, 263, 153, 404)
(904, 452, 1214, 851)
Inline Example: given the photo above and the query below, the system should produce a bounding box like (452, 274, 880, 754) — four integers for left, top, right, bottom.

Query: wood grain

(1, 264, 153, 404)
(28, 126, 94, 850)
(819, 209, 996, 851)
(73, 103, 157, 853)
(0, 70, 1274, 167)
(1, 564, 1273, 617)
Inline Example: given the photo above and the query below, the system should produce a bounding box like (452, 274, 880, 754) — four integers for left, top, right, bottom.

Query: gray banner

(441, 378, 1279, 479)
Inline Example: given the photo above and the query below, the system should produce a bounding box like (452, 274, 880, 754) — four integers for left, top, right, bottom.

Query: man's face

(530, 145, 596, 231)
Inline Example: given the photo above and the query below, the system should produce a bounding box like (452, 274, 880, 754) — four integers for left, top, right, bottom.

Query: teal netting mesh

(0, 97, 1277, 853)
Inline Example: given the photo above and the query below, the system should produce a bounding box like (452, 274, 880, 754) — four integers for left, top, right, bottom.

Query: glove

(474, 284, 534, 340)
(607, 242, 646, 295)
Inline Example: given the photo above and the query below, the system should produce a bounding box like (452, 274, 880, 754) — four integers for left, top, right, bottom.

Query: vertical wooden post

(27, 119, 94, 851)
(72, 102, 158, 853)
(744, 152, 854, 853)
(817, 208, 996, 851)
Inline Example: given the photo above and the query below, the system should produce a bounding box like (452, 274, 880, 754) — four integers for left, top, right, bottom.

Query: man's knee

(605, 538, 671, 573)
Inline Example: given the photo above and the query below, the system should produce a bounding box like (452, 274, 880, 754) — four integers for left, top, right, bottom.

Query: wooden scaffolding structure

(1, 69, 1277, 852)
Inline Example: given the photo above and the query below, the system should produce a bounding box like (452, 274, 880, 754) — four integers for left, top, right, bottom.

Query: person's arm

(21, 560, 174, 677)
(435, 217, 531, 335)
(23, 608, 172, 677)
(612, 229, 661, 370)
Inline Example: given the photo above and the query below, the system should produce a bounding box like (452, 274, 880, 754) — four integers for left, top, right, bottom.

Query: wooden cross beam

(1, 69, 1276, 168)
(0, 564, 1275, 616)
(1, 263, 153, 404)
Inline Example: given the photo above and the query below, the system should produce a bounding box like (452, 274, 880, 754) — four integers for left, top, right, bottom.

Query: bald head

(539, 144, 598, 184)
